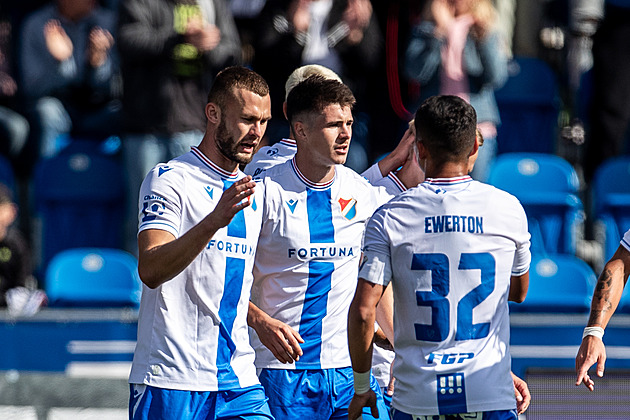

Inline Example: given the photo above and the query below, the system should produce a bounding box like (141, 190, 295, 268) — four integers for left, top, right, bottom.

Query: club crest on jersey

(286, 199, 298, 214)
(338, 197, 357, 220)
(205, 186, 214, 199)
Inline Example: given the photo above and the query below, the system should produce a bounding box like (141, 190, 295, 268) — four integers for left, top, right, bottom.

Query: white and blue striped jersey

(359, 176, 531, 416)
(622, 229, 630, 252)
(244, 138, 297, 177)
(251, 159, 393, 369)
(129, 147, 263, 392)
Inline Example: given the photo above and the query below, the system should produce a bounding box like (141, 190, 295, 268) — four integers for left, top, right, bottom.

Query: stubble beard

(215, 119, 254, 166)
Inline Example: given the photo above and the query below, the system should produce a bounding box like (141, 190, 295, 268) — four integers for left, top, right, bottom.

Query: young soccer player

(347, 95, 531, 419)
(247, 76, 395, 419)
(128, 66, 274, 420)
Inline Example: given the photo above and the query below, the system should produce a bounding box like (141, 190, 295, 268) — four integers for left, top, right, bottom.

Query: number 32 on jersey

(411, 252, 495, 343)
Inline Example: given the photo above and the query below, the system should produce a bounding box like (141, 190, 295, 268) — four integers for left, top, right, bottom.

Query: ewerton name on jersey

(424, 215, 484, 234)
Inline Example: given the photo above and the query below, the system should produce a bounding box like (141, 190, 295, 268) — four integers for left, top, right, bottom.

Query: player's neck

(294, 153, 336, 184)
(424, 161, 469, 179)
(198, 138, 240, 174)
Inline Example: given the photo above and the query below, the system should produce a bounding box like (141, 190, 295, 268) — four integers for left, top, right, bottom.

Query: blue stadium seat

(495, 57, 561, 154)
(33, 151, 126, 274)
(592, 156, 630, 262)
(487, 153, 584, 255)
(45, 248, 141, 308)
(510, 254, 596, 313)
(0, 154, 15, 193)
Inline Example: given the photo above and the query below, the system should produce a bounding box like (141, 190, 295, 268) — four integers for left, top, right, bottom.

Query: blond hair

(284, 65, 342, 101)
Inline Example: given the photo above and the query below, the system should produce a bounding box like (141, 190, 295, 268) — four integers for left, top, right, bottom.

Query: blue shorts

(129, 383, 274, 420)
(258, 367, 389, 420)
(391, 408, 517, 420)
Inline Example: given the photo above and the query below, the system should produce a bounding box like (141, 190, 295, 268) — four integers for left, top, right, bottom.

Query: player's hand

(373, 327, 393, 351)
(205, 176, 255, 230)
(348, 390, 378, 420)
(575, 335, 606, 391)
(511, 371, 530, 414)
(253, 314, 304, 364)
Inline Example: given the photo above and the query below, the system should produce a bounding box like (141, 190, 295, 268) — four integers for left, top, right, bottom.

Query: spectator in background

(0, 13, 29, 162)
(404, 0, 507, 182)
(582, 0, 630, 182)
(19, 0, 120, 159)
(117, 0, 241, 254)
(0, 183, 35, 308)
(252, 0, 382, 172)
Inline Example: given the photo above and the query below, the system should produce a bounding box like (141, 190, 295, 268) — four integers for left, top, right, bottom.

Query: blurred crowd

(0, 0, 628, 296)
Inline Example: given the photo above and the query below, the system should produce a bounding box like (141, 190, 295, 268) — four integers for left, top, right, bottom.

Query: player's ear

(468, 135, 479, 158)
(205, 102, 221, 124)
(293, 120, 307, 141)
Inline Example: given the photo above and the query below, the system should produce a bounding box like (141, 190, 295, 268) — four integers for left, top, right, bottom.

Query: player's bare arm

(575, 245, 630, 390)
(347, 278, 384, 420)
(137, 177, 255, 289)
(508, 272, 529, 303)
(247, 302, 304, 364)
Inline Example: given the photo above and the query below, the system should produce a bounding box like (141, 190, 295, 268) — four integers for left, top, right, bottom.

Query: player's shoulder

(474, 180, 524, 208)
(336, 165, 374, 187)
(252, 159, 294, 184)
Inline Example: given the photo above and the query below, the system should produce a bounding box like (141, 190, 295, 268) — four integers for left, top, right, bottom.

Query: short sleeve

(511, 201, 532, 276)
(621, 229, 630, 252)
(359, 209, 393, 287)
(137, 165, 183, 238)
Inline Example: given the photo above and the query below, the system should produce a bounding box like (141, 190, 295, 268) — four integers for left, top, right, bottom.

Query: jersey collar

(278, 138, 297, 148)
(422, 176, 473, 193)
(191, 146, 239, 180)
(291, 157, 336, 190)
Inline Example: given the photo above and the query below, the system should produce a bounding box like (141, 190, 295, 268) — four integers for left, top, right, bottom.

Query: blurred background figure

(117, 0, 241, 254)
(0, 10, 29, 166)
(252, 0, 383, 172)
(18, 0, 121, 159)
(582, 0, 630, 182)
(404, 0, 508, 182)
(0, 183, 43, 316)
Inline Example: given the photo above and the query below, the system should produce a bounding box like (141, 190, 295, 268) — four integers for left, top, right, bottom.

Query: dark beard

(215, 119, 253, 165)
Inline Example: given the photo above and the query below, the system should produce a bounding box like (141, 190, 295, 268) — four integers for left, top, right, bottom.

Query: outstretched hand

(575, 335, 606, 391)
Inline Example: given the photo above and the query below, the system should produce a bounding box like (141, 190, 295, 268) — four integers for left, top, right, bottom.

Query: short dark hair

(207, 66, 270, 108)
(414, 95, 477, 164)
(285, 76, 355, 123)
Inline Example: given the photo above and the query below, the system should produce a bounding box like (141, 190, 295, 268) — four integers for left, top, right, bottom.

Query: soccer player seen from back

(128, 66, 274, 420)
(347, 95, 531, 420)
(247, 75, 396, 419)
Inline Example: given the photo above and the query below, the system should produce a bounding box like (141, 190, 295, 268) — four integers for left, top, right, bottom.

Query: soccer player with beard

(128, 66, 274, 420)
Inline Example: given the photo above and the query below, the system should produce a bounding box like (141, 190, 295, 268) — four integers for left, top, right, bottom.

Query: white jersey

(359, 176, 531, 416)
(129, 147, 263, 392)
(251, 159, 393, 369)
(244, 138, 297, 177)
(372, 172, 407, 195)
(622, 229, 630, 252)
